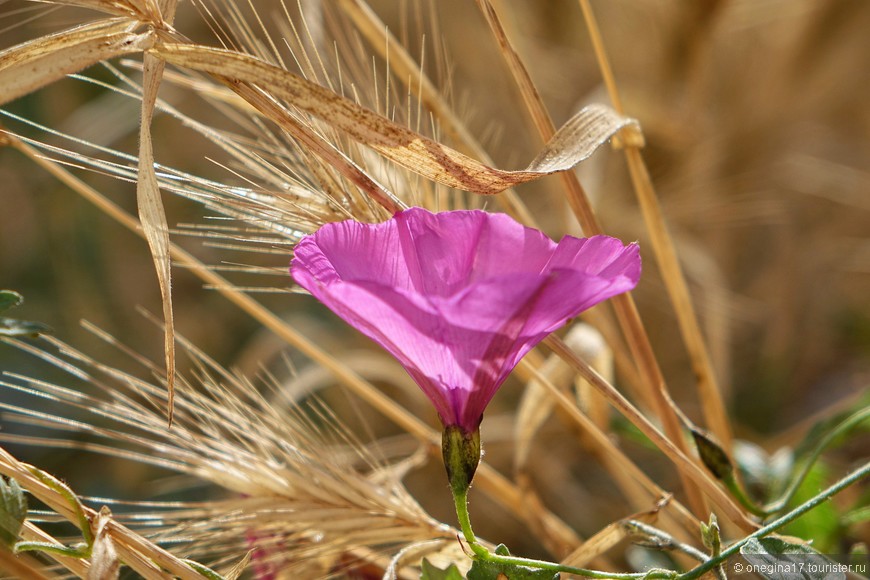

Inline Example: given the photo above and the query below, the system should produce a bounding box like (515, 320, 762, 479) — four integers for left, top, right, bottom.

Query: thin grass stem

(576, 0, 734, 453)
(471, 0, 711, 519)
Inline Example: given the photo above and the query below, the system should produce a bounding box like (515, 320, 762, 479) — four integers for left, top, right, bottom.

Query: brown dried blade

(151, 42, 637, 195)
(137, 51, 176, 425)
(0, 19, 152, 107)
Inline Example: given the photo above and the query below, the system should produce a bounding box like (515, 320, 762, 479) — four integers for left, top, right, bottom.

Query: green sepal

(420, 558, 465, 580)
(442, 426, 481, 495)
(691, 428, 733, 480)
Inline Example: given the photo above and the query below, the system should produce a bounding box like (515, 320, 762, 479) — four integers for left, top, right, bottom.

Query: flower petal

(290, 209, 641, 432)
(293, 215, 418, 290)
(395, 208, 556, 295)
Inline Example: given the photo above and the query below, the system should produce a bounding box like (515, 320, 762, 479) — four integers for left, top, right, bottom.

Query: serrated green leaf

(0, 317, 53, 338)
(0, 477, 27, 548)
(0, 291, 23, 314)
(421, 558, 465, 580)
(467, 558, 558, 580)
(741, 537, 844, 580)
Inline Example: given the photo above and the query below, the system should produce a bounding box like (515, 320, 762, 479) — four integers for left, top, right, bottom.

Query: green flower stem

(442, 426, 487, 558)
(444, 428, 676, 578)
(476, 550, 676, 579)
(764, 406, 870, 514)
(721, 473, 768, 517)
(453, 485, 674, 578)
(679, 460, 870, 580)
(450, 484, 488, 558)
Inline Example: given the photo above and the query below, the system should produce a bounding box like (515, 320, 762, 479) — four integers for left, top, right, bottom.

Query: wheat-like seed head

(1, 327, 456, 577)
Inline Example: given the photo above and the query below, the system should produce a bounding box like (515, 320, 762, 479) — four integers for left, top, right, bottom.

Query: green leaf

(493, 544, 511, 557)
(421, 558, 465, 580)
(0, 290, 23, 314)
(740, 537, 845, 580)
(0, 476, 28, 548)
(0, 317, 53, 338)
(781, 463, 840, 552)
(793, 392, 870, 460)
(843, 505, 870, 526)
(182, 558, 227, 580)
(467, 558, 558, 580)
(700, 513, 721, 554)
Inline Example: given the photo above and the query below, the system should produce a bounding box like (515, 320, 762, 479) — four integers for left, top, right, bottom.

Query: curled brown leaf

(151, 42, 638, 196)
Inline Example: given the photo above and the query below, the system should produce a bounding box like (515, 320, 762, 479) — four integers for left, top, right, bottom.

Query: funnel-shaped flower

(291, 208, 640, 434)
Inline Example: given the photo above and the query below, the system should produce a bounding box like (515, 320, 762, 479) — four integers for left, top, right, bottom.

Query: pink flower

(291, 208, 640, 434)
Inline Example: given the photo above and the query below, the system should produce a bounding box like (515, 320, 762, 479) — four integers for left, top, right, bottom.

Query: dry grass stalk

(514, 345, 700, 539)
(576, 0, 734, 453)
(0, 330, 453, 577)
(543, 334, 755, 532)
(471, 0, 708, 518)
(138, 49, 177, 426)
(0, 445, 200, 579)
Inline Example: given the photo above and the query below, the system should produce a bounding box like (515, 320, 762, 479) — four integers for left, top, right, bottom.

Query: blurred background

(1, 0, 868, 562)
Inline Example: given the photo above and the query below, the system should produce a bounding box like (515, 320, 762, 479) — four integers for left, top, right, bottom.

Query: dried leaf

(570, 324, 613, 433)
(152, 42, 638, 195)
(38, 1, 147, 18)
(0, 19, 153, 107)
(514, 352, 573, 472)
(226, 81, 403, 214)
(137, 52, 176, 424)
(87, 507, 119, 580)
(514, 324, 611, 472)
(561, 508, 661, 568)
(221, 550, 252, 580)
